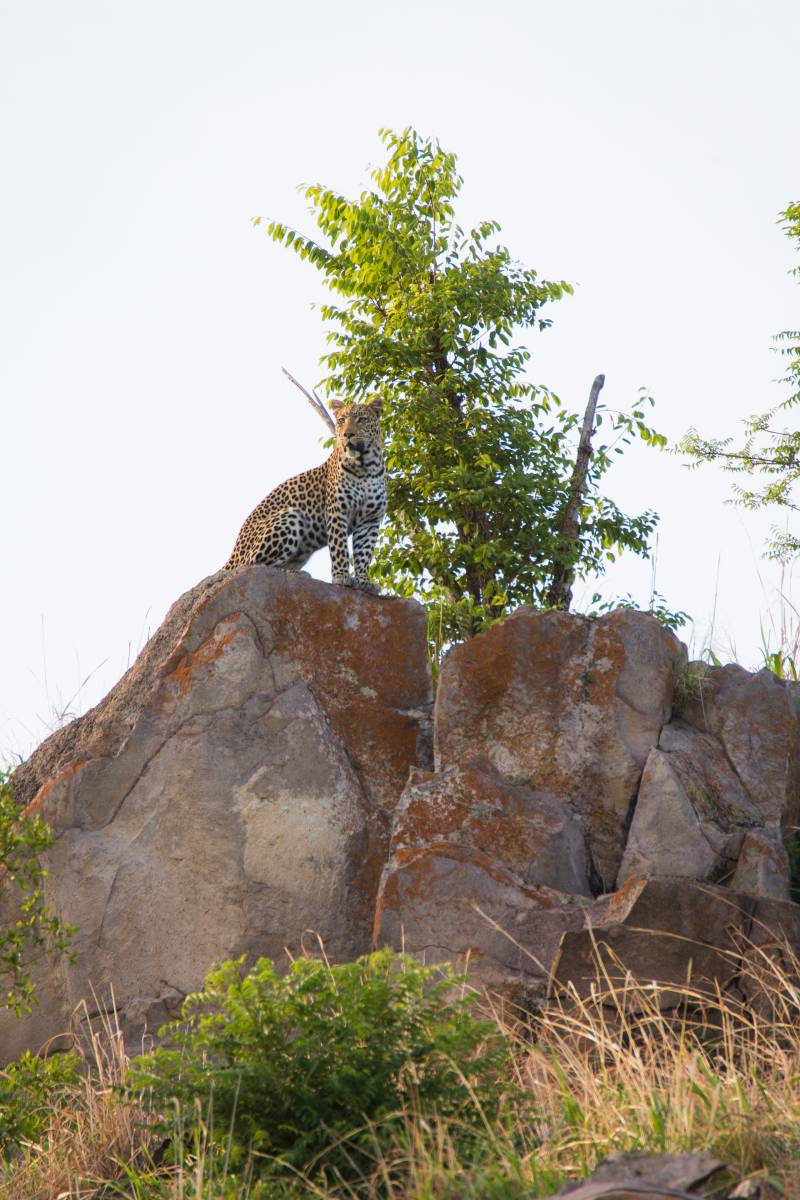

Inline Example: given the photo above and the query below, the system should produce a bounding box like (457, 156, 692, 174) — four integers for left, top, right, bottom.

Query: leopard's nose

(351, 440, 366, 453)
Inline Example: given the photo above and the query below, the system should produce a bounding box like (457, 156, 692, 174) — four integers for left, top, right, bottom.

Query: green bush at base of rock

(127, 949, 512, 1187)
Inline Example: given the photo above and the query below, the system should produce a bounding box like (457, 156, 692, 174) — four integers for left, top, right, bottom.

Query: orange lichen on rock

(157, 614, 245, 707)
(24, 757, 87, 828)
(263, 573, 433, 811)
(434, 607, 685, 889)
(389, 758, 589, 894)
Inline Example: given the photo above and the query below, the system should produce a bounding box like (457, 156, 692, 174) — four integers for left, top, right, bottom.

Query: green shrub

(0, 769, 75, 1014)
(128, 949, 511, 1186)
(0, 1049, 81, 1159)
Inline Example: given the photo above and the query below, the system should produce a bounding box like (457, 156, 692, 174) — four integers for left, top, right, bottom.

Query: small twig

(282, 367, 336, 433)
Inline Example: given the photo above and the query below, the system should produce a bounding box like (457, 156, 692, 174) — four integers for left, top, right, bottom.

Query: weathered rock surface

(554, 1150, 725, 1198)
(13, 567, 432, 815)
(434, 608, 686, 889)
(388, 758, 591, 896)
(375, 610, 800, 999)
(619, 664, 800, 900)
(0, 567, 432, 1060)
(5, 585, 800, 1061)
(679, 664, 800, 830)
(730, 826, 790, 900)
(373, 756, 593, 993)
(374, 847, 591, 996)
(618, 720, 762, 887)
(377, 862, 800, 1008)
(551, 878, 800, 1010)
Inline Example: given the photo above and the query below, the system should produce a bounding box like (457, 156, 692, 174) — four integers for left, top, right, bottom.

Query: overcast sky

(2, 0, 799, 763)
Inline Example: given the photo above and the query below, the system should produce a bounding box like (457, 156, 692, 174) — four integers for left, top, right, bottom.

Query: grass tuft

(1, 1003, 159, 1200)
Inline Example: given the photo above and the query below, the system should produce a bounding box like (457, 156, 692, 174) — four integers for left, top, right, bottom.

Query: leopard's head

(330, 395, 384, 466)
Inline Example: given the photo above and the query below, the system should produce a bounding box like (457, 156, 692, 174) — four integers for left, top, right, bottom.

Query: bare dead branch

(282, 367, 336, 433)
(546, 373, 606, 611)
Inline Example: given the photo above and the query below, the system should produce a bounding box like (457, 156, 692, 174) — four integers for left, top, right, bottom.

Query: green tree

(681, 202, 800, 561)
(0, 771, 74, 1015)
(262, 128, 664, 644)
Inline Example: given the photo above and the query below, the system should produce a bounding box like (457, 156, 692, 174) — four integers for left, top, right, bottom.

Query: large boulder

(1, 567, 432, 1061)
(434, 608, 686, 889)
(379, 610, 800, 997)
(12, 568, 432, 816)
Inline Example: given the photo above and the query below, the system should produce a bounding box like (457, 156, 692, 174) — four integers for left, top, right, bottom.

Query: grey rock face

(678, 663, 799, 829)
(617, 663, 800, 900)
(375, 846, 592, 998)
(0, 567, 432, 1061)
(551, 878, 800, 1012)
(618, 720, 762, 886)
(730, 826, 791, 900)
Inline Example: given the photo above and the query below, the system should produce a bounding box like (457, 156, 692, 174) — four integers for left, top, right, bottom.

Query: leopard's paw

(332, 574, 355, 589)
(355, 580, 382, 596)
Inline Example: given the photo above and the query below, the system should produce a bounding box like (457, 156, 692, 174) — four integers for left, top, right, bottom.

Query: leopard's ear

(367, 395, 384, 413)
(330, 397, 347, 419)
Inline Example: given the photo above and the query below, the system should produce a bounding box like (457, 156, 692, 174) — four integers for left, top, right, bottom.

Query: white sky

(2, 0, 799, 763)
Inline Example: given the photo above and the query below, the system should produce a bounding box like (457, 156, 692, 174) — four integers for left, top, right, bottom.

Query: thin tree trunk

(546, 374, 606, 611)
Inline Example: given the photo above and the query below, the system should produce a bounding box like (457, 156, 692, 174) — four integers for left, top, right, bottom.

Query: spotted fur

(225, 396, 386, 592)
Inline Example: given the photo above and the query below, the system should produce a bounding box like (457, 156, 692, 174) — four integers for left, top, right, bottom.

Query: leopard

(225, 395, 387, 593)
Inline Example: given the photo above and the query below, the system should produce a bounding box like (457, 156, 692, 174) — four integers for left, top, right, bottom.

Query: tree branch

(546, 373, 605, 611)
(282, 367, 336, 434)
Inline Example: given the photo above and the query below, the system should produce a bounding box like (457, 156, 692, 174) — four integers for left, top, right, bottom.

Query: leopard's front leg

(327, 496, 353, 587)
(352, 519, 381, 594)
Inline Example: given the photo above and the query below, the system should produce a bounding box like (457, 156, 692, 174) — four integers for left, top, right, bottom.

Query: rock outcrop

(375, 612, 800, 999)
(1, 567, 432, 1059)
(3, 575, 800, 1061)
(679, 664, 800, 828)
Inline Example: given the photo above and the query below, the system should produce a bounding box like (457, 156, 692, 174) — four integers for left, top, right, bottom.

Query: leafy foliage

(788, 832, 800, 906)
(0, 770, 75, 1014)
(588, 590, 690, 633)
(0, 1049, 81, 1160)
(681, 201, 800, 560)
(127, 949, 510, 1186)
(260, 128, 664, 642)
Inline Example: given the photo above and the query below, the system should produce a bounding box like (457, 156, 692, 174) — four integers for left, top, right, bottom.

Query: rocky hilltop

(2, 566, 799, 1059)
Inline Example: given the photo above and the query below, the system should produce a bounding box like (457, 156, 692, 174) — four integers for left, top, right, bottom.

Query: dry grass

(4, 932, 800, 1198)
(510, 935, 800, 1190)
(356, 928, 800, 1199)
(1, 1004, 160, 1200)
